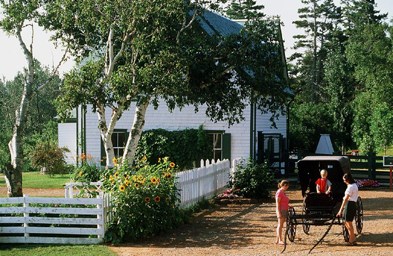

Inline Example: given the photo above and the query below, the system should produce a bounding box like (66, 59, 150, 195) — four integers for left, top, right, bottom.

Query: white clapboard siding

(0, 196, 105, 244)
(176, 159, 230, 208)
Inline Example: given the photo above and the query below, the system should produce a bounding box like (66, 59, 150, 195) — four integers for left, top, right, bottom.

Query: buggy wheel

(302, 208, 310, 235)
(287, 208, 296, 242)
(342, 225, 349, 242)
(355, 197, 364, 234)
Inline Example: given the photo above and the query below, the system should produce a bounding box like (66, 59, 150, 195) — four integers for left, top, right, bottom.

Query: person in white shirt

(337, 173, 359, 245)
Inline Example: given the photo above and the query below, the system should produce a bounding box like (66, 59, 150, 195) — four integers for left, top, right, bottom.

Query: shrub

(29, 142, 70, 176)
(72, 154, 103, 182)
(231, 158, 274, 199)
(135, 126, 212, 170)
(103, 157, 185, 243)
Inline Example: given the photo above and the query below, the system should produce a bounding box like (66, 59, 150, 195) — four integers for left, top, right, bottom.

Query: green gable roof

(198, 10, 243, 36)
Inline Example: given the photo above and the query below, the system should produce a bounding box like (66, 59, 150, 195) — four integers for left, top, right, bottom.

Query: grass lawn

(0, 244, 116, 256)
(0, 171, 72, 189)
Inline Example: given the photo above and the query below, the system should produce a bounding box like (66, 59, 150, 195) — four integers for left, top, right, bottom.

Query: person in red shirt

(275, 180, 290, 245)
(315, 169, 332, 194)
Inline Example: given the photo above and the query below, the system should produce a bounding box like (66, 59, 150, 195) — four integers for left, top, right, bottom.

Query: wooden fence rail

(347, 153, 391, 184)
(0, 159, 231, 244)
(0, 196, 105, 244)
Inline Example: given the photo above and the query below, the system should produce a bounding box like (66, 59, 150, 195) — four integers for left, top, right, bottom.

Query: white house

(58, 9, 289, 172)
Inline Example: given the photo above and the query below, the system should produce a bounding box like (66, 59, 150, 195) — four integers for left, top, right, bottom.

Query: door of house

(257, 132, 284, 172)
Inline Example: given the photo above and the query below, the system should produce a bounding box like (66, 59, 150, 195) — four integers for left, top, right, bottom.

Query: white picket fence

(0, 159, 231, 244)
(64, 159, 232, 209)
(176, 159, 231, 208)
(0, 196, 105, 244)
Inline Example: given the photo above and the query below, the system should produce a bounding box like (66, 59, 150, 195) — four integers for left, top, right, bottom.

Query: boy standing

(315, 169, 332, 194)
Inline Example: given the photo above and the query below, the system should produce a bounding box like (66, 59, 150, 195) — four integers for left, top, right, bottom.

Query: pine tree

(291, 0, 341, 103)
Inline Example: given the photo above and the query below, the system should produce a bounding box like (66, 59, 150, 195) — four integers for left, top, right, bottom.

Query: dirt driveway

(110, 187, 393, 256)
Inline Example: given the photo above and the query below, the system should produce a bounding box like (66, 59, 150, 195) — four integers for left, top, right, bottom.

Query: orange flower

(163, 172, 172, 179)
(150, 177, 160, 185)
(145, 197, 150, 203)
(119, 185, 126, 192)
(154, 196, 161, 203)
(169, 162, 175, 168)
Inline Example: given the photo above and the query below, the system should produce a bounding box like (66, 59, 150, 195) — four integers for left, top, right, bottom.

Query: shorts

(277, 209, 288, 219)
(343, 201, 356, 221)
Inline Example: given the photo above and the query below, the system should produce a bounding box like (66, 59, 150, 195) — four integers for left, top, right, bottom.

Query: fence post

(97, 195, 103, 240)
(23, 195, 29, 240)
(368, 152, 376, 180)
(213, 162, 218, 192)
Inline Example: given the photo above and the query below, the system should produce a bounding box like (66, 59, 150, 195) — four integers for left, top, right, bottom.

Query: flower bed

(356, 179, 380, 188)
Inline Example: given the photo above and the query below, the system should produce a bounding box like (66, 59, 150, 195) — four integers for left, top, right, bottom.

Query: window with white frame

(208, 132, 223, 161)
(112, 130, 127, 158)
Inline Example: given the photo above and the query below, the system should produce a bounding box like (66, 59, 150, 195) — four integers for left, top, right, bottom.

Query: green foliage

(289, 102, 333, 153)
(346, 21, 393, 152)
(72, 154, 104, 183)
(231, 158, 274, 199)
(29, 142, 71, 176)
(323, 44, 355, 151)
(0, 61, 61, 171)
(135, 126, 212, 170)
(103, 157, 184, 243)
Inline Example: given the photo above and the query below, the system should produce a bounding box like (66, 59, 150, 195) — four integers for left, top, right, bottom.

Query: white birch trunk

(96, 103, 125, 168)
(6, 27, 35, 197)
(96, 24, 134, 168)
(123, 99, 150, 165)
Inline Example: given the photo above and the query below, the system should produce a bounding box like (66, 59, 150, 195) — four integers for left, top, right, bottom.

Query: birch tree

(45, 0, 288, 168)
(0, 1, 67, 196)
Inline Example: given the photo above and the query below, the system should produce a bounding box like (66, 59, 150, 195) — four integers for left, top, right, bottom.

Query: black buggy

(286, 156, 364, 244)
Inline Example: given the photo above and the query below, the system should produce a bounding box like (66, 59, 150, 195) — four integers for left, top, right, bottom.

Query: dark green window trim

(100, 129, 128, 163)
(222, 133, 231, 160)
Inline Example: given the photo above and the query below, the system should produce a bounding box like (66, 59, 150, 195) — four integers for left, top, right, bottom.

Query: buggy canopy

(297, 156, 351, 200)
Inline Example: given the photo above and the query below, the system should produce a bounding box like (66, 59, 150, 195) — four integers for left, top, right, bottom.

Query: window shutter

(222, 133, 231, 160)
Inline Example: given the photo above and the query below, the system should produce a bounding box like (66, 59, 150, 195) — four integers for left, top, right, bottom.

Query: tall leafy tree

(341, 0, 387, 32)
(346, 22, 393, 152)
(323, 39, 355, 152)
(289, 0, 342, 154)
(341, 0, 390, 152)
(0, 80, 11, 168)
(0, 64, 61, 169)
(0, 1, 66, 196)
(226, 0, 264, 20)
(42, 0, 288, 167)
(291, 0, 340, 102)
(0, 0, 39, 196)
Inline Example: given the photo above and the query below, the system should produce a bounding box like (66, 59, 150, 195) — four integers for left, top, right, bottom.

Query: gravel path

(110, 188, 393, 256)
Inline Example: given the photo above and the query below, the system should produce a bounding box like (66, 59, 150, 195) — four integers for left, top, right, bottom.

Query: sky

(0, 0, 393, 81)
